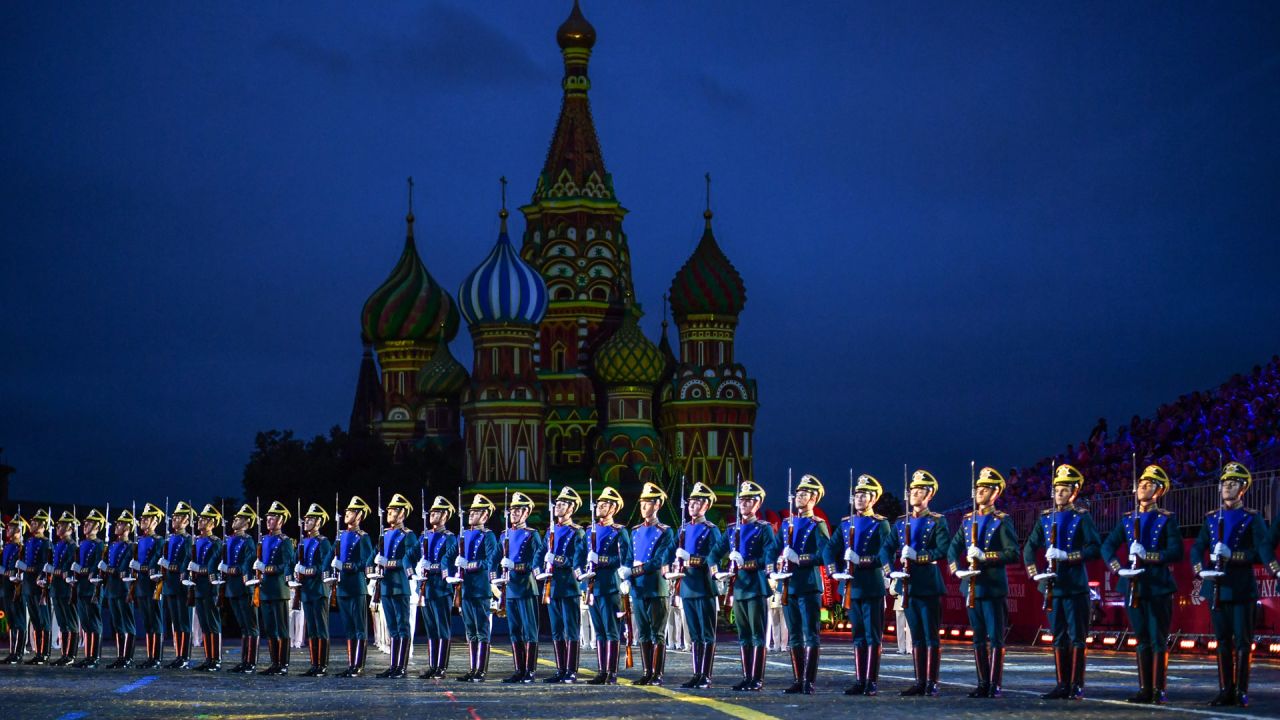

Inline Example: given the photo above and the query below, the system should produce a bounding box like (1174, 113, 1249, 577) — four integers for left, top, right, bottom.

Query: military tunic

(630, 521, 675, 645)
(780, 514, 830, 648)
(256, 532, 296, 641)
(1101, 509, 1181, 652)
(889, 512, 950, 649)
(499, 526, 544, 644)
(947, 510, 1019, 648)
(3, 541, 27, 654)
(458, 527, 499, 642)
(713, 519, 777, 648)
(74, 537, 105, 640)
(587, 522, 632, 643)
(297, 533, 334, 640)
(826, 512, 893, 649)
(222, 533, 257, 639)
(21, 534, 52, 643)
(334, 529, 373, 640)
(50, 537, 79, 639)
(1190, 508, 1273, 645)
(102, 538, 136, 638)
(677, 519, 723, 645)
(1022, 507, 1101, 649)
(191, 534, 224, 635)
(417, 528, 458, 641)
(161, 532, 193, 640)
(377, 526, 420, 640)
(544, 522, 586, 642)
(132, 532, 165, 636)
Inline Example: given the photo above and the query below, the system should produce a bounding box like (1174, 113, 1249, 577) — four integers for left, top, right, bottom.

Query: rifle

(585, 477, 597, 606)
(620, 583, 634, 669)
(1211, 507, 1224, 611)
(327, 492, 340, 609)
(900, 464, 911, 611)
(720, 475, 740, 616)
(1043, 519, 1057, 612)
(671, 475, 687, 608)
(967, 461, 978, 610)
(215, 498, 226, 607)
(494, 487, 509, 619)
(125, 499, 138, 589)
(541, 474, 553, 606)
(155, 496, 170, 603)
(843, 469, 854, 611)
(249, 496, 262, 608)
(451, 487, 463, 616)
(1128, 454, 1141, 610)
(291, 498, 303, 611)
(39, 505, 52, 606)
(68, 504, 80, 607)
(779, 468, 794, 607)
(92, 501, 109, 605)
(371, 488, 385, 606)
(418, 488, 428, 607)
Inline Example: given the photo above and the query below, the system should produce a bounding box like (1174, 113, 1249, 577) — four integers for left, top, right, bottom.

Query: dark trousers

(1126, 595, 1172, 652)
(24, 595, 51, 634)
(904, 594, 941, 649)
(588, 593, 621, 642)
(461, 597, 491, 642)
(303, 598, 329, 640)
(259, 599, 288, 640)
(1050, 594, 1090, 649)
(53, 597, 79, 635)
(135, 596, 164, 635)
(163, 594, 190, 633)
(967, 597, 1008, 648)
(733, 596, 766, 647)
(506, 596, 539, 643)
(784, 592, 823, 648)
(633, 595, 669, 644)
(381, 594, 410, 639)
(194, 597, 221, 634)
(848, 596, 884, 648)
(107, 597, 135, 635)
(547, 595, 580, 642)
(76, 595, 102, 634)
(229, 595, 258, 637)
(420, 595, 451, 639)
(683, 597, 717, 644)
(337, 594, 367, 639)
(1209, 600, 1255, 648)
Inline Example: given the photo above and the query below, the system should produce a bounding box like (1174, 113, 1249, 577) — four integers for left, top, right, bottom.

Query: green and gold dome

(415, 343, 469, 398)
(594, 305, 665, 386)
(360, 211, 460, 345)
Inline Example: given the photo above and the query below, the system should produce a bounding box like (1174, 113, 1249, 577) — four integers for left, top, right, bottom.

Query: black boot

(900, 648, 926, 695)
(470, 641, 489, 682)
(206, 633, 222, 671)
(258, 638, 280, 675)
(456, 641, 476, 681)
(1, 630, 16, 664)
(1151, 650, 1167, 705)
(138, 634, 162, 669)
(377, 638, 402, 678)
(119, 634, 135, 669)
(1127, 648, 1152, 703)
(925, 646, 941, 696)
(681, 642, 704, 688)
(845, 644, 866, 695)
(51, 631, 74, 665)
(106, 633, 124, 669)
(523, 642, 538, 682)
(561, 641, 579, 683)
(968, 644, 990, 697)
(804, 646, 820, 695)
(240, 637, 259, 674)
(1068, 646, 1085, 700)
(606, 640, 620, 684)
(1235, 647, 1251, 708)
(986, 646, 1004, 698)
(77, 633, 100, 669)
(503, 641, 526, 683)
(588, 641, 609, 684)
(783, 646, 806, 694)
(748, 646, 765, 691)
(229, 637, 246, 673)
(419, 639, 439, 679)
(864, 644, 880, 696)
(24, 629, 47, 664)
(651, 643, 666, 686)
(431, 638, 451, 679)
(303, 638, 322, 676)
(544, 640, 566, 683)
(635, 641, 655, 685)
(1208, 645, 1235, 706)
(733, 644, 752, 691)
(1041, 647, 1070, 699)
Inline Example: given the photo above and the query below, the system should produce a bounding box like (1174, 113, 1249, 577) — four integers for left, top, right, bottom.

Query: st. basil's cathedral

(351, 3, 757, 510)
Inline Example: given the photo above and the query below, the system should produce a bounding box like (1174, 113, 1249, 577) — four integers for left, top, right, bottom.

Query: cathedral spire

(405, 175, 416, 241)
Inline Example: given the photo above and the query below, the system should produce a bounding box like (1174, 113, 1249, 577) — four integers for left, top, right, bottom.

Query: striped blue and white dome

(458, 217, 549, 327)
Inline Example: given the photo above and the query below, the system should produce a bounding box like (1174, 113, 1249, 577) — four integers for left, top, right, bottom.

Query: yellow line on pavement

(490, 647, 780, 720)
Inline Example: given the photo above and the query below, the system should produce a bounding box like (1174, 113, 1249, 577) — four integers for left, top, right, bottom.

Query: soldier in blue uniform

(773, 473, 829, 695)
(452, 493, 498, 682)
(101, 509, 137, 668)
(947, 467, 1020, 698)
(334, 495, 374, 677)
(255, 500, 296, 675)
(889, 470, 951, 696)
(498, 491, 545, 683)
(221, 504, 259, 673)
(714, 480, 776, 692)
(673, 481, 723, 689)
(20, 508, 53, 664)
(1191, 462, 1275, 708)
(295, 502, 335, 676)
(826, 474, 894, 696)
(415, 495, 459, 679)
(1023, 464, 1102, 700)
(71, 509, 107, 668)
(1101, 464, 1182, 704)
(538, 486, 587, 683)
(582, 486, 631, 685)
(160, 501, 195, 669)
(188, 504, 224, 671)
(49, 510, 81, 665)
(1, 514, 26, 665)
(131, 503, 167, 668)
(629, 481, 676, 686)
(374, 492, 420, 679)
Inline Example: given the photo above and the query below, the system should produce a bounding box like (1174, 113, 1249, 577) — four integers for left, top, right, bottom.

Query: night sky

(3, 2, 1278, 512)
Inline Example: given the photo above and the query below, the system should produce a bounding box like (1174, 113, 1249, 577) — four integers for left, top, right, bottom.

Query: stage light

(1040, 633, 1054, 643)
(886, 625, 895, 633)
(1102, 636, 1118, 646)
(1126, 638, 1138, 647)
(950, 629, 962, 637)
(938, 629, 946, 637)
(964, 629, 974, 638)
(1268, 642, 1280, 654)
(1207, 640, 1218, 650)
(1085, 636, 1095, 645)
(1179, 639, 1197, 650)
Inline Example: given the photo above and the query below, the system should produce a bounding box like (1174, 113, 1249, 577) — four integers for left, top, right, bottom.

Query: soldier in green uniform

(1191, 463, 1275, 708)
(72, 509, 107, 668)
(713, 480, 776, 692)
(416, 495, 459, 679)
(629, 481, 676, 686)
(499, 491, 544, 683)
(947, 467, 1020, 698)
(826, 474, 893, 696)
(190, 504, 225, 671)
(101, 509, 137, 668)
(296, 503, 335, 676)
(890, 470, 951, 697)
(222, 504, 259, 673)
(49, 510, 81, 665)
(774, 473, 830, 695)
(452, 494, 498, 682)
(160, 501, 195, 669)
(374, 493, 419, 679)
(1101, 464, 1182, 704)
(334, 496, 374, 677)
(583, 486, 631, 685)
(1, 514, 26, 665)
(673, 481, 723, 689)
(255, 500, 297, 675)
(538, 486, 587, 683)
(132, 503, 167, 669)
(21, 508, 53, 664)
(1023, 464, 1102, 700)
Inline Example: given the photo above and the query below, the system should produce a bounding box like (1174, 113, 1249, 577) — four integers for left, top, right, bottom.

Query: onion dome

(360, 210, 459, 344)
(595, 304, 665, 386)
(416, 343, 469, 398)
(458, 208, 549, 327)
(557, 0, 596, 50)
(669, 209, 747, 318)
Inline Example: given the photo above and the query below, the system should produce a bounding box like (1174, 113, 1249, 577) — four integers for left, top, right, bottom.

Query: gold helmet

(596, 486, 624, 509)
(140, 503, 165, 520)
(555, 486, 583, 512)
(854, 474, 883, 498)
(115, 509, 137, 527)
(639, 482, 668, 502)
(1139, 464, 1171, 496)
(429, 495, 456, 519)
(346, 495, 372, 516)
(387, 493, 413, 513)
(468, 494, 496, 514)
(234, 504, 258, 524)
(797, 473, 825, 501)
(909, 470, 939, 495)
(509, 492, 535, 510)
(976, 467, 1006, 491)
(264, 500, 291, 521)
(84, 509, 109, 526)
(57, 510, 79, 526)
(1220, 462, 1251, 491)
(303, 503, 330, 525)
(7, 514, 29, 533)
(689, 482, 717, 505)
(738, 480, 766, 499)
(172, 501, 196, 519)
(1052, 464, 1084, 501)
(199, 504, 223, 524)
(30, 508, 53, 526)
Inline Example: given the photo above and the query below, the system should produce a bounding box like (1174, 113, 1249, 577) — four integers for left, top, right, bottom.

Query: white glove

(71, 562, 82, 573)
(1128, 541, 1146, 558)
(252, 560, 266, 571)
(831, 572, 853, 581)
(331, 557, 343, 570)
(729, 551, 745, 565)
(416, 559, 429, 573)
(617, 566, 632, 580)
(587, 551, 599, 565)
(1117, 568, 1145, 578)
(96, 560, 107, 571)
(782, 547, 801, 564)
(89, 576, 102, 584)
(844, 548, 860, 563)
(186, 561, 199, 572)
(1031, 572, 1057, 582)
(966, 545, 983, 561)
(453, 555, 466, 568)
(675, 548, 691, 562)
(500, 557, 516, 570)
(128, 560, 141, 571)
(543, 551, 554, 565)
(1211, 542, 1231, 562)
(618, 579, 631, 594)
(294, 563, 305, 576)
(157, 557, 170, 569)
(15, 560, 27, 571)
(217, 562, 228, 573)
(42, 563, 54, 573)
(1046, 547, 1069, 561)
(374, 553, 388, 567)
(900, 546, 918, 562)
(445, 574, 462, 584)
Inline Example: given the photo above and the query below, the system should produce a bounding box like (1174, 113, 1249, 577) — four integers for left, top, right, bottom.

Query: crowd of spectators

(1001, 355, 1280, 505)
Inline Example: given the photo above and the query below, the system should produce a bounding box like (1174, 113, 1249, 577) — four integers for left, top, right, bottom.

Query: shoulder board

(567, 522, 580, 530)
(815, 518, 829, 527)
(896, 514, 910, 522)
(928, 511, 942, 518)
(1244, 507, 1259, 515)
(840, 515, 852, 523)
(1040, 508, 1054, 516)
(657, 522, 669, 530)
(1155, 509, 1173, 516)
(992, 510, 1009, 519)
(962, 511, 975, 519)
(870, 514, 885, 521)
(1071, 505, 1090, 514)
(1204, 510, 1218, 518)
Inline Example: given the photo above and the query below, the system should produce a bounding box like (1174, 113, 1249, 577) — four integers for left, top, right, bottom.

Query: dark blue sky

(3, 2, 1278, 512)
